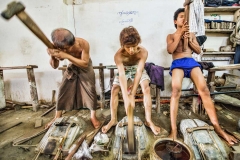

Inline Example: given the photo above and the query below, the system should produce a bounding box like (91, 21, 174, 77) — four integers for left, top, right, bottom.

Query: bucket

(151, 138, 194, 160)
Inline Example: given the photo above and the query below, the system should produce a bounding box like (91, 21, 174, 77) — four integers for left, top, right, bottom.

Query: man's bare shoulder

(139, 45, 147, 52)
(167, 33, 174, 39)
(76, 37, 88, 44)
(75, 38, 89, 48)
(137, 45, 148, 58)
(114, 48, 124, 58)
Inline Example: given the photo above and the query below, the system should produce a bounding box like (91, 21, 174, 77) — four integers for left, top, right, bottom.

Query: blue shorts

(169, 57, 201, 78)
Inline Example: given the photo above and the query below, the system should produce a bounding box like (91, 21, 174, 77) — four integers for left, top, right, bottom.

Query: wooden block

(35, 119, 43, 128)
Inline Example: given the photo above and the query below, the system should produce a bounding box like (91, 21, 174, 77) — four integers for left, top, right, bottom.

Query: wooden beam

(26, 68, 39, 111)
(0, 122, 22, 134)
(0, 65, 38, 70)
(209, 64, 240, 72)
(110, 68, 115, 90)
(0, 70, 6, 109)
(99, 63, 105, 109)
(155, 88, 161, 114)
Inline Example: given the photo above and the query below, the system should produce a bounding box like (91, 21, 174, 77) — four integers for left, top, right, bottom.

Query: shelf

(205, 6, 240, 12)
(205, 29, 233, 33)
(201, 57, 233, 61)
(203, 52, 235, 55)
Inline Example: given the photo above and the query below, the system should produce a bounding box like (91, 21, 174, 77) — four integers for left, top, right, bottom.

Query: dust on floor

(0, 102, 239, 160)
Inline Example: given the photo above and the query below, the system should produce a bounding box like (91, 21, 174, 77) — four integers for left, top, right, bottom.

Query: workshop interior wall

(0, 0, 238, 103)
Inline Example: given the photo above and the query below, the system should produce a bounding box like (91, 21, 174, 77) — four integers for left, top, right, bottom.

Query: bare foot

(145, 121, 161, 136)
(45, 118, 57, 129)
(102, 120, 118, 133)
(215, 128, 238, 145)
(91, 118, 101, 129)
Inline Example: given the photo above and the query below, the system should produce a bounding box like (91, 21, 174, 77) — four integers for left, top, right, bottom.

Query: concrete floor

(0, 100, 239, 160)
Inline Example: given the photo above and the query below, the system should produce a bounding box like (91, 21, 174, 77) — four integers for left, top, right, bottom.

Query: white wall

(0, 0, 68, 102)
(1, 0, 237, 103)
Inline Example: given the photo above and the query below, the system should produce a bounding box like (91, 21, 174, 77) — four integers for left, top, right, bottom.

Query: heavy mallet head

(1, 1, 25, 20)
(183, 0, 194, 6)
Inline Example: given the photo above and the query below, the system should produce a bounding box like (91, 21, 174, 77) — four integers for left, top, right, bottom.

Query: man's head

(173, 8, 185, 28)
(51, 28, 75, 50)
(120, 26, 141, 55)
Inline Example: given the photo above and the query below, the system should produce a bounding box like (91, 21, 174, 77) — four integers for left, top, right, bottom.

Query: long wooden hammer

(183, 0, 193, 51)
(1, 1, 54, 49)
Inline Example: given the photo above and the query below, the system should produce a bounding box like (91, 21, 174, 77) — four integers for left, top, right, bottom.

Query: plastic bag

(73, 140, 92, 160)
(89, 142, 108, 153)
(94, 132, 109, 145)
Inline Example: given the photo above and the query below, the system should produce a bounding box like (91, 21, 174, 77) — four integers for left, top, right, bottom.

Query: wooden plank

(99, 63, 105, 109)
(0, 121, 22, 134)
(0, 70, 6, 109)
(209, 64, 240, 72)
(106, 65, 117, 69)
(155, 87, 161, 114)
(26, 68, 39, 111)
(207, 71, 216, 86)
(205, 29, 233, 33)
(203, 52, 235, 55)
(0, 65, 38, 70)
(58, 65, 106, 71)
(201, 57, 233, 61)
(6, 99, 26, 106)
(40, 106, 55, 117)
(93, 66, 106, 69)
(106, 65, 170, 70)
(58, 65, 67, 75)
(59, 65, 170, 70)
(110, 68, 115, 90)
(204, 7, 240, 12)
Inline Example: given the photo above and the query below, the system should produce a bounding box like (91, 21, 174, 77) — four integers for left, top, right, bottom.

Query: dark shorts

(169, 57, 202, 78)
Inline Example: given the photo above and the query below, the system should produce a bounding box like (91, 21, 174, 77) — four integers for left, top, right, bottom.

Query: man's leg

(190, 67, 238, 144)
(102, 85, 120, 133)
(45, 110, 62, 129)
(168, 69, 184, 140)
(140, 80, 161, 135)
(90, 110, 101, 129)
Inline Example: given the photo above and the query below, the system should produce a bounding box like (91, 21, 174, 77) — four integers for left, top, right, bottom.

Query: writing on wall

(117, 10, 139, 25)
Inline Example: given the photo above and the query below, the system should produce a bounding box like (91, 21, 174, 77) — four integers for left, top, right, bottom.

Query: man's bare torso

(170, 32, 194, 60)
(116, 46, 146, 66)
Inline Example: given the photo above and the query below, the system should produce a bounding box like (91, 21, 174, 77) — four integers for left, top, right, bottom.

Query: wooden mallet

(1, 1, 54, 49)
(183, 0, 194, 51)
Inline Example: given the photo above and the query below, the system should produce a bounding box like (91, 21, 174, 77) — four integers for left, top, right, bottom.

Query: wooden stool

(0, 65, 39, 111)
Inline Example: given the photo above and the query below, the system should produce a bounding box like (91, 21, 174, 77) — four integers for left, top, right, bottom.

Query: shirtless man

(167, 8, 238, 144)
(45, 28, 100, 129)
(102, 26, 160, 135)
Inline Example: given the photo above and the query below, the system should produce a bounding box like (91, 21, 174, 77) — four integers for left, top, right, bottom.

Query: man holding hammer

(166, 8, 238, 145)
(45, 28, 101, 129)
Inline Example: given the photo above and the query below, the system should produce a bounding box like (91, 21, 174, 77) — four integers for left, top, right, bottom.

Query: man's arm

(47, 49, 59, 69)
(115, 54, 128, 102)
(189, 33, 201, 54)
(131, 50, 148, 96)
(166, 33, 182, 54)
(48, 39, 90, 68)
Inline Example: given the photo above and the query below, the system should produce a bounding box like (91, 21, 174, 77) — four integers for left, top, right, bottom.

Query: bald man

(45, 28, 100, 129)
